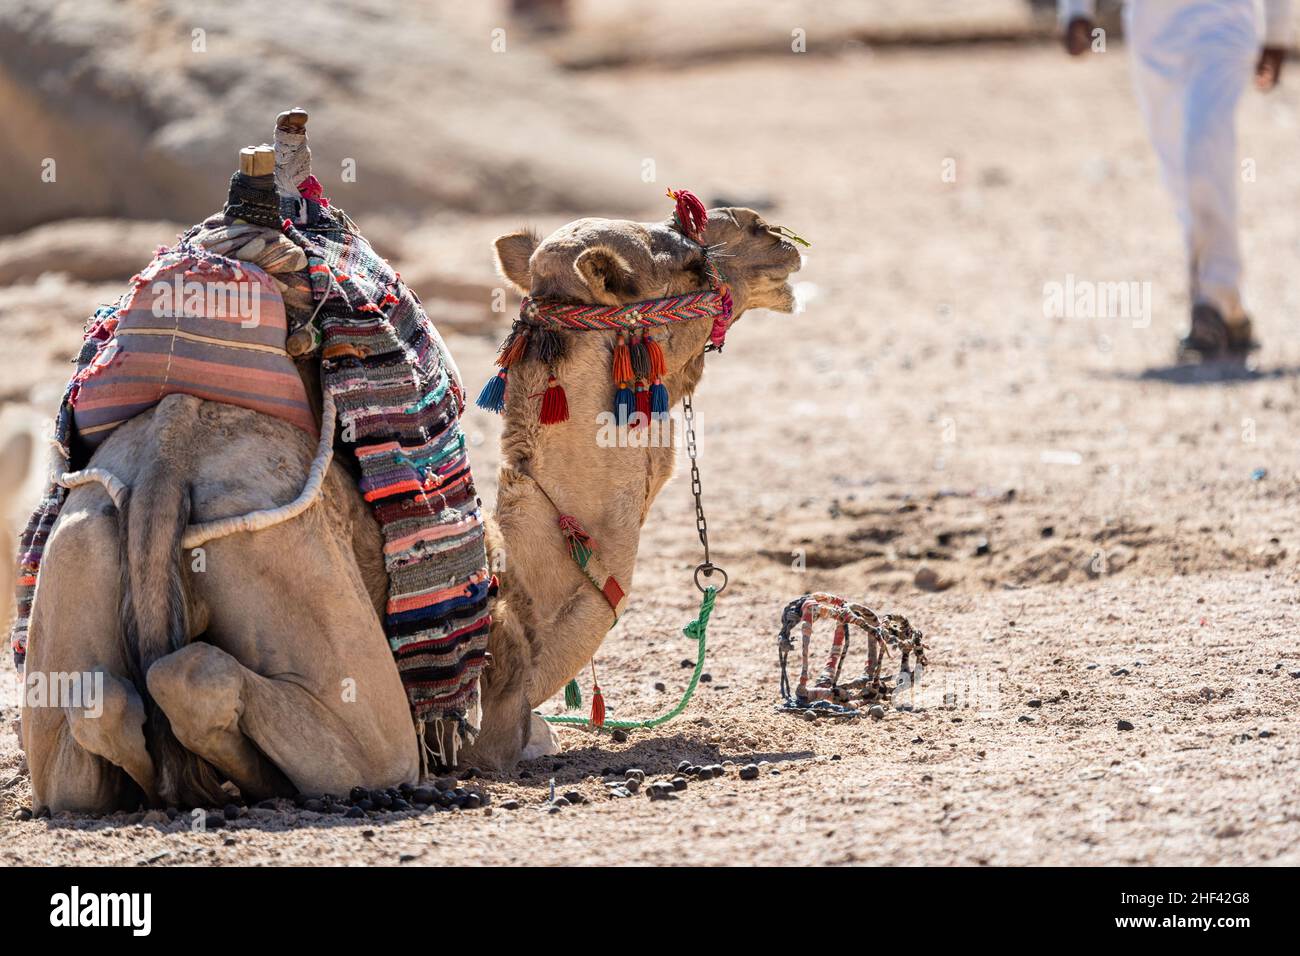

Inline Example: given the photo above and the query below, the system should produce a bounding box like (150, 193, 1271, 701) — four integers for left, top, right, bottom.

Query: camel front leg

(147, 641, 417, 798)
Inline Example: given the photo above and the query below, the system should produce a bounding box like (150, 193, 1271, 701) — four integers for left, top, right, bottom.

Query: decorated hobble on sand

(777, 592, 928, 718)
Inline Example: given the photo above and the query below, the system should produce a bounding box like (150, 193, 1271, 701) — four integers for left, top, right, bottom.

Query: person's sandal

(1179, 303, 1259, 359)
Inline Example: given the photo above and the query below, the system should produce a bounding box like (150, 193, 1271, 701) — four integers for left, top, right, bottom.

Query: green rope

(543, 586, 716, 730)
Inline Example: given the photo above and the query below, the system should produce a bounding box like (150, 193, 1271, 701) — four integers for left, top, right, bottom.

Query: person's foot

(1179, 303, 1258, 360)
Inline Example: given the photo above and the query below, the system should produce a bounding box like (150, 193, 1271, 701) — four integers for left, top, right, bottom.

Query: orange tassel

(645, 335, 666, 378)
(612, 331, 633, 385)
(590, 683, 606, 727)
(499, 329, 529, 368)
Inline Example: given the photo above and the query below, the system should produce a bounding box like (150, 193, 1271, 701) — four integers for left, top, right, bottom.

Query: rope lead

(543, 586, 716, 730)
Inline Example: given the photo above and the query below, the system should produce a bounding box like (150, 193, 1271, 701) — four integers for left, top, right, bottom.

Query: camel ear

(494, 229, 539, 295)
(574, 246, 638, 303)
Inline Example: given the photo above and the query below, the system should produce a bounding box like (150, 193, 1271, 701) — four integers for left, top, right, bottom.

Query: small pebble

(1117, 719, 1134, 731)
(350, 786, 369, 803)
(1027, 698, 1042, 708)
(869, 705, 885, 720)
(625, 769, 645, 783)
(739, 764, 760, 781)
(670, 776, 688, 791)
(647, 782, 676, 801)
(499, 799, 520, 810)
(654, 682, 667, 692)
(223, 804, 240, 821)
(1112, 668, 1130, 677)
(699, 673, 713, 683)
(1018, 715, 1034, 723)
(13, 807, 32, 821)
(205, 812, 225, 829)
(680, 659, 694, 669)
(677, 760, 692, 773)
(563, 791, 587, 805)
(611, 729, 629, 743)
(622, 777, 641, 793)
(607, 786, 631, 799)
(1259, 729, 1273, 738)
(303, 799, 323, 813)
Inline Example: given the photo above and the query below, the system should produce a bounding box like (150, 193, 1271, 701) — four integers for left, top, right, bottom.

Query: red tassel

(645, 334, 666, 378)
(539, 374, 569, 424)
(612, 331, 633, 385)
(590, 683, 606, 727)
(667, 187, 709, 242)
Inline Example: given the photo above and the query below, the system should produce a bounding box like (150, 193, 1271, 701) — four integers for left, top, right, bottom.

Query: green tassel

(564, 678, 583, 711)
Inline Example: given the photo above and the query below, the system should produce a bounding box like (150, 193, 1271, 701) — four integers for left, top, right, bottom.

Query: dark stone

(654, 682, 667, 692)
(611, 729, 629, 743)
(413, 788, 435, 805)
(1027, 698, 1042, 708)
(500, 799, 521, 810)
(223, 804, 240, 820)
(670, 776, 688, 791)
(205, 812, 225, 829)
(392, 798, 411, 812)
(303, 799, 324, 812)
(12, 807, 32, 821)
(459, 767, 481, 781)
(563, 791, 587, 805)
(1117, 719, 1134, 731)
(700, 673, 713, 683)
(350, 786, 369, 803)
(680, 659, 694, 669)
(677, 760, 692, 773)
(345, 806, 366, 819)
(462, 793, 483, 810)
(358, 799, 375, 812)
(739, 764, 760, 781)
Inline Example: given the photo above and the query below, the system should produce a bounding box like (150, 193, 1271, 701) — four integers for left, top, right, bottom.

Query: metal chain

(683, 393, 727, 593)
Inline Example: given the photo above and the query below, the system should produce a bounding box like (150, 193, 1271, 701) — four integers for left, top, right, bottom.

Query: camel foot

(521, 711, 561, 760)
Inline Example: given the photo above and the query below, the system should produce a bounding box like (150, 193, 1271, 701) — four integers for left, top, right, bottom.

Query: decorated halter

(475, 188, 733, 425)
(777, 592, 929, 716)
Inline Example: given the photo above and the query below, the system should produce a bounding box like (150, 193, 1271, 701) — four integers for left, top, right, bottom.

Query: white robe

(1059, 0, 1293, 318)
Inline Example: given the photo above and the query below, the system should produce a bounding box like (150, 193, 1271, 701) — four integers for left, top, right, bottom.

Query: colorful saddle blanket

(71, 247, 315, 446)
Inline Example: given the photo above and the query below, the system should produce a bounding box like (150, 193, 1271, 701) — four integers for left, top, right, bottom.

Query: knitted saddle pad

(279, 210, 491, 748)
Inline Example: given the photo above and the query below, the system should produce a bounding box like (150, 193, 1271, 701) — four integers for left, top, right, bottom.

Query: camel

(19, 203, 802, 814)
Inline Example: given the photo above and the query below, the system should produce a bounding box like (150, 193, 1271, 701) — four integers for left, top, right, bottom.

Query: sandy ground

(3, 40, 1300, 865)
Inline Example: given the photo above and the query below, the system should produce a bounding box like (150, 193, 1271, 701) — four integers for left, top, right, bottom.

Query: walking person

(1061, 0, 1291, 359)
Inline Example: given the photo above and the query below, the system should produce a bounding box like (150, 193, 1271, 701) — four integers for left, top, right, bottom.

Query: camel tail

(118, 450, 225, 807)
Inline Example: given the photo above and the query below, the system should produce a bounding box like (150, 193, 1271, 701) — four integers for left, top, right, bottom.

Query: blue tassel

(476, 370, 507, 413)
(650, 379, 669, 415)
(614, 384, 635, 423)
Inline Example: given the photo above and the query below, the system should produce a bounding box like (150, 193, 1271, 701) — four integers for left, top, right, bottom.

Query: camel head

(495, 204, 804, 318)
(464, 202, 803, 771)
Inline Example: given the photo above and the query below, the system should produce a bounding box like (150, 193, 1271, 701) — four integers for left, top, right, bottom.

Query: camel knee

(146, 643, 244, 751)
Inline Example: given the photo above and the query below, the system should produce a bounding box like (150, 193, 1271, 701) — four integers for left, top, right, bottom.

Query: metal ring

(694, 563, 728, 594)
